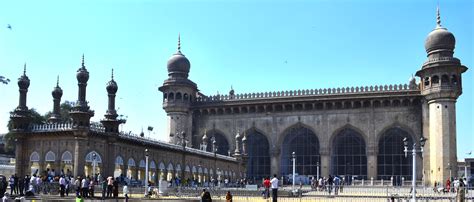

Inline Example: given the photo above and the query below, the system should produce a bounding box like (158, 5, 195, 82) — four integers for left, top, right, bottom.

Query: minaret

(234, 130, 241, 157)
(48, 76, 63, 123)
(70, 55, 95, 127)
(415, 7, 468, 185)
(10, 64, 31, 130)
(158, 35, 198, 145)
(101, 69, 125, 133)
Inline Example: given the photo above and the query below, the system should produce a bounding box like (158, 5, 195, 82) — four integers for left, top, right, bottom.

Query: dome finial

(81, 54, 85, 68)
(111, 68, 114, 81)
(23, 63, 26, 76)
(177, 33, 182, 53)
(56, 75, 59, 87)
(436, 5, 442, 28)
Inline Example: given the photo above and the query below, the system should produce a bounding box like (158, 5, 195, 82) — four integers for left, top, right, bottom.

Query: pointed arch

(159, 162, 166, 170)
(167, 162, 174, 171)
(30, 151, 40, 162)
(377, 127, 415, 180)
(243, 127, 271, 181)
(45, 151, 56, 162)
(175, 164, 181, 171)
(185, 165, 190, 172)
(150, 160, 156, 169)
(61, 151, 73, 162)
(205, 129, 230, 155)
(128, 158, 136, 167)
(85, 151, 102, 163)
(280, 123, 320, 178)
(277, 122, 320, 147)
(139, 160, 146, 168)
(115, 156, 124, 166)
(331, 126, 367, 178)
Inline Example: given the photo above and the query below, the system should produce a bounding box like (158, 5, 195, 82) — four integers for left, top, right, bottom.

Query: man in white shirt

(270, 174, 279, 202)
(59, 176, 66, 197)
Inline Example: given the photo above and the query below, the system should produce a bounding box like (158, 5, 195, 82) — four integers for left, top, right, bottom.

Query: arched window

(441, 75, 449, 85)
(331, 128, 367, 179)
(432, 75, 439, 85)
(377, 128, 413, 180)
(451, 75, 458, 85)
(61, 151, 73, 163)
(167, 163, 174, 171)
(85, 151, 102, 163)
(245, 130, 270, 182)
(281, 126, 320, 180)
(205, 132, 230, 156)
(115, 156, 124, 166)
(168, 92, 174, 100)
(163, 93, 168, 102)
(128, 158, 136, 167)
(159, 162, 166, 170)
(139, 160, 146, 168)
(45, 151, 56, 162)
(176, 92, 182, 100)
(424, 77, 430, 87)
(30, 151, 40, 162)
(183, 93, 188, 101)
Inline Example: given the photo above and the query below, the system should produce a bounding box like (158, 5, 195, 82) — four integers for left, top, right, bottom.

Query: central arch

(280, 125, 320, 184)
(331, 128, 367, 179)
(244, 129, 270, 183)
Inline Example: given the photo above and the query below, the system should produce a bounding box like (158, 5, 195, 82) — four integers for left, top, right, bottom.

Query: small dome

(76, 68, 89, 83)
(106, 80, 118, 94)
(167, 52, 190, 76)
(18, 74, 30, 89)
(424, 27, 455, 54)
(52, 86, 63, 99)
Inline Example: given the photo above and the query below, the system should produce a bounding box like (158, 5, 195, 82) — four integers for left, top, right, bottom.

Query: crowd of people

(309, 175, 345, 195)
(433, 177, 468, 194)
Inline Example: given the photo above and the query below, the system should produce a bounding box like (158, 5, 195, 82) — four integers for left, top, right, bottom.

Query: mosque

(10, 8, 468, 186)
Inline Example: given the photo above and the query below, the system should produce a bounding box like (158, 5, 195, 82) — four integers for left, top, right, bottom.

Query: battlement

(196, 83, 418, 103)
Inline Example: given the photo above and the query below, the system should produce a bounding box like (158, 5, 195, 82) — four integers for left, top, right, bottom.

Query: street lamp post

(403, 136, 427, 202)
(145, 149, 149, 197)
(316, 161, 320, 181)
(292, 152, 296, 191)
(92, 153, 97, 181)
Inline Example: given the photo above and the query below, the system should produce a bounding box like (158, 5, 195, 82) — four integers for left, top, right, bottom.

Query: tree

(2, 108, 46, 154)
(43, 101, 74, 122)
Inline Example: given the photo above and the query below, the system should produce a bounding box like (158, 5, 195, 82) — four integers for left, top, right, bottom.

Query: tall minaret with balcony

(416, 7, 468, 185)
(48, 76, 63, 123)
(101, 69, 125, 133)
(10, 64, 31, 130)
(70, 55, 95, 127)
(159, 35, 198, 145)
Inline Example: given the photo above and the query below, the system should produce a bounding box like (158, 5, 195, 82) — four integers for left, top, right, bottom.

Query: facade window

(281, 126, 320, 183)
(432, 76, 439, 85)
(331, 128, 367, 179)
(205, 132, 229, 156)
(245, 131, 270, 183)
(441, 75, 449, 85)
(377, 128, 413, 180)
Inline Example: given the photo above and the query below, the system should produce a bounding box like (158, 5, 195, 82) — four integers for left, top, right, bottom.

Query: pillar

(367, 146, 378, 179)
(270, 146, 280, 176)
(73, 137, 86, 177)
(320, 149, 330, 177)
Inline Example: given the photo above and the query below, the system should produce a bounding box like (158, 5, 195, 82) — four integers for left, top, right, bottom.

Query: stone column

(105, 140, 116, 177)
(367, 145, 378, 179)
(320, 148, 330, 177)
(15, 137, 26, 177)
(73, 137, 86, 177)
(270, 146, 280, 176)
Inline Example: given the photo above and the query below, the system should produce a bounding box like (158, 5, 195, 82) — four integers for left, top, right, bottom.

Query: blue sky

(0, 0, 472, 159)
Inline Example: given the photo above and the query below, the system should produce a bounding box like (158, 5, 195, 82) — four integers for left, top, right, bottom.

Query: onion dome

(18, 64, 30, 89)
(202, 130, 209, 141)
(52, 76, 63, 99)
(167, 34, 190, 77)
(76, 54, 90, 83)
(424, 7, 455, 55)
(242, 132, 247, 142)
(106, 69, 118, 94)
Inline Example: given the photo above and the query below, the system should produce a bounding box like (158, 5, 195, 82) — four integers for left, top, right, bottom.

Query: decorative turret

(201, 129, 209, 150)
(70, 55, 94, 127)
(234, 130, 241, 157)
(415, 6, 468, 186)
(158, 35, 198, 145)
(101, 69, 125, 133)
(48, 76, 63, 123)
(10, 64, 31, 131)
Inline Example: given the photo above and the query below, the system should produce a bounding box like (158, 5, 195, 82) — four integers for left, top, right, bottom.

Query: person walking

(333, 176, 340, 195)
(112, 178, 119, 198)
(106, 176, 113, 198)
(327, 175, 333, 195)
(123, 182, 129, 202)
(9, 175, 15, 195)
(263, 177, 270, 199)
(101, 177, 107, 199)
(59, 175, 66, 197)
(270, 174, 279, 202)
(225, 191, 233, 202)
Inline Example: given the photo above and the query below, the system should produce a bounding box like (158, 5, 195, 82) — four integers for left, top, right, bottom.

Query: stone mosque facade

(159, 10, 467, 185)
(10, 9, 467, 186)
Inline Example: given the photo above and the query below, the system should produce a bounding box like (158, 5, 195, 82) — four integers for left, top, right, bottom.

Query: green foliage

(43, 100, 74, 122)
